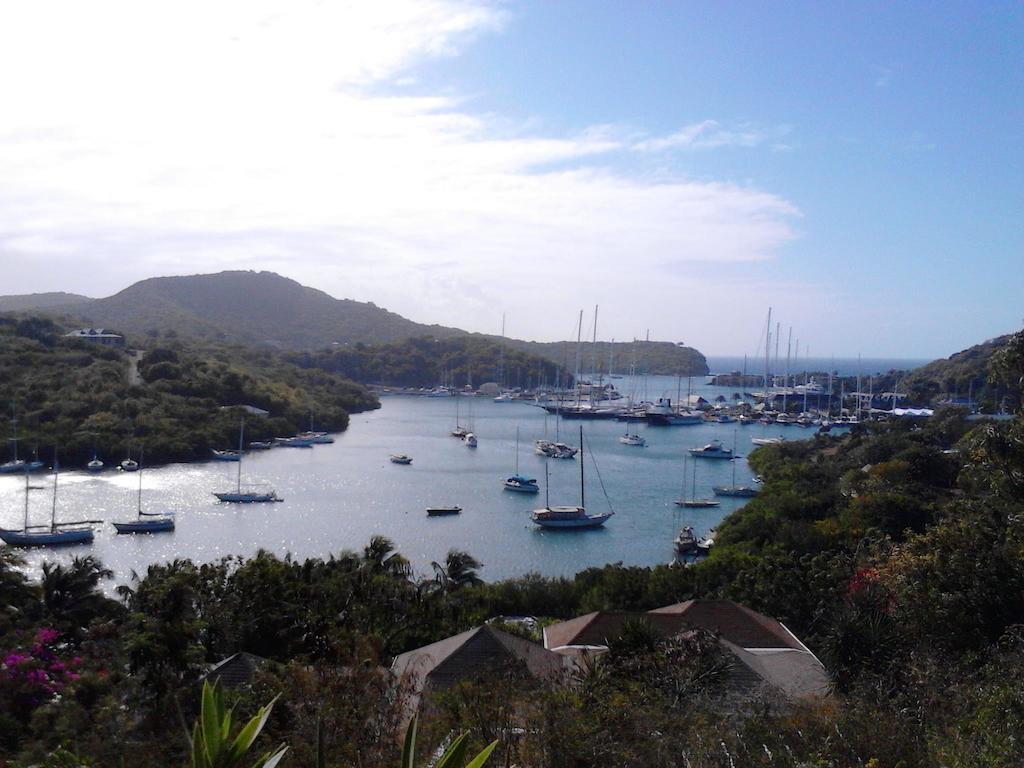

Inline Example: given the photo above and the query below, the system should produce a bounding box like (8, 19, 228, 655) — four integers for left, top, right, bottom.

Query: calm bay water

(0, 375, 841, 583)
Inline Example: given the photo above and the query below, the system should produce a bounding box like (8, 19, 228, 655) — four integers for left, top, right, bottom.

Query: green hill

(32, 270, 462, 348)
(0, 291, 93, 312)
(2, 270, 707, 377)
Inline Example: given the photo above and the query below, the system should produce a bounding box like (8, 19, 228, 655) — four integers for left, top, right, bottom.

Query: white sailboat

(713, 430, 760, 498)
(0, 404, 45, 474)
(674, 455, 720, 508)
(0, 452, 95, 547)
(531, 427, 613, 529)
(113, 450, 175, 533)
(213, 418, 281, 503)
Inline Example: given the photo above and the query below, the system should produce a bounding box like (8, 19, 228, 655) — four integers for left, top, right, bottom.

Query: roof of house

(648, 600, 805, 650)
(392, 625, 566, 693)
(542, 600, 829, 700)
(203, 652, 268, 688)
(543, 611, 691, 651)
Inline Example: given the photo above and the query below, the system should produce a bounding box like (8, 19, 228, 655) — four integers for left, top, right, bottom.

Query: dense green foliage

(3, 333, 1024, 766)
(290, 335, 567, 389)
(510, 338, 708, 377)
(0, 317, 377, 465)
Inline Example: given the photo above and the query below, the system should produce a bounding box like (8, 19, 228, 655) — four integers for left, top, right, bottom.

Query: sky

(0, 1, 1021, 358)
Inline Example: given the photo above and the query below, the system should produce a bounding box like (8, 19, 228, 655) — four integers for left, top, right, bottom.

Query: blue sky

(0, 1, 1020, 357)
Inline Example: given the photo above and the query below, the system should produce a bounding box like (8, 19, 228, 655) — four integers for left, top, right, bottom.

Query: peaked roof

(542, 611, 692, 651)
(392, 625, 565, 692)
(648, 600, 804, 650)
(203, 652, 268, 688)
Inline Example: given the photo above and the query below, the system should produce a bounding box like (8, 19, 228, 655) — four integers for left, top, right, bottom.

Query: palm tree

(362, 535, 412, 579)
(40, 555, 117, 632)
(431, 550, 484, 593)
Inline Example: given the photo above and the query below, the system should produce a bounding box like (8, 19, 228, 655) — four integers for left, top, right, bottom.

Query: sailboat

(0, 452, 95, 547)
(113, 450, 175, 533)
(713, 431, 760, 498)
(674, 455, 720, 508)
(531, 427, 613, 528)
(213, 418, 282, 503)
(451, 390, 469, 438)
(504, 426, 539, 493)
(0, 404, 45, 474)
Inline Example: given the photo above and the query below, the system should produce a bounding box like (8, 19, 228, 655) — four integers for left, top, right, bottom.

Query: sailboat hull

(113, 518, 175, 534)
(213, 492, 281, 503)
(0, 528, 94, 547)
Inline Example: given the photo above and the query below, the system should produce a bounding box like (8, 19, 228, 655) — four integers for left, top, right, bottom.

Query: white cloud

(0, 0, 802, 349)
(633, 120, 787, 152)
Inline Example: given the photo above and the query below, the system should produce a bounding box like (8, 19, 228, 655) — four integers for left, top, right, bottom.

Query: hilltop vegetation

(1, 271, 708, 379)
(291, 335, 567, 388)
(0, 317, 377, 465)
(14, 270, 462, 349)
(512, 338, 708, 376)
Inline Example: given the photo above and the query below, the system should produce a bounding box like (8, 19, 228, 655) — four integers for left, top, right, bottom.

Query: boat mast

(514, 426, 520, 475)
(730, 429, 738, 489)
(803, 343, 809, 414)
(574, 310, 583, 407)
(50, 448, 59, 534)
(137, 447, 144, 518)
(579, 426, 585, 510)
(9, 402, 18, 463)
(764, 308, 772, 393)
(691, 454, 697, 502)
(236, 417, 245, 493)
(544, 457, 550, 509)
(784, 327, 792, 414)
(23, 464, 30, 532)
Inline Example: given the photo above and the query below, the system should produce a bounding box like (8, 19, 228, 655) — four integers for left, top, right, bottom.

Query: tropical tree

(430, 550, 483, 593)
(39, 556, 119, 635)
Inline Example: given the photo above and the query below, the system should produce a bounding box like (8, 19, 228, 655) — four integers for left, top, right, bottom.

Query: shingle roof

(203, 652, 268, 688)
(648, 600, 804, 650)
(542, 611, 692, 650)
(392, 625, 566, 694)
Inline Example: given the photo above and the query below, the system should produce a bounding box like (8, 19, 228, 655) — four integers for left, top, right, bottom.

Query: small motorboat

(534, 440, 577, 459)
(688, 440, 734, 459)
(674, 526, 700, 555)
(503, 474, 539, 493)
(86, 457, 104, 472)
(247, 441, 274, 450)
(618, 433, 647, 447)
(493, 392, 514, 403)
(298, 431, 334, 444)
(211, 449, 241, 461)
(275, 436, 314, 448)
(120, 459, 139, 472)
(451, 426, 470, 438)
(390, 454, 413, 465)
(427, 506, 462, 516)
(751, 436, 784, 446)
(465, 433, 478, 448)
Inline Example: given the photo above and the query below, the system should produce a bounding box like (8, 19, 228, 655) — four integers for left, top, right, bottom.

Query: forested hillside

(0, 317, 377, 465)
(291, 335, 566, 388)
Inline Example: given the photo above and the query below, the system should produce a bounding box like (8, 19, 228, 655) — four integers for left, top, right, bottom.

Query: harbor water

(0, 374, 847, 583)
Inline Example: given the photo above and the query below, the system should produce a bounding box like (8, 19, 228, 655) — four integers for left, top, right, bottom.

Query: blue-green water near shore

(0, 375, 844, 583)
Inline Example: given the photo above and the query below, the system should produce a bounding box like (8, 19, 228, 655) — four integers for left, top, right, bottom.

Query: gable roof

(648, 600, 804, 650)
(392, 625, 566, 693)
(542, 611, 691, 651)
(203, 652, 268, 688)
